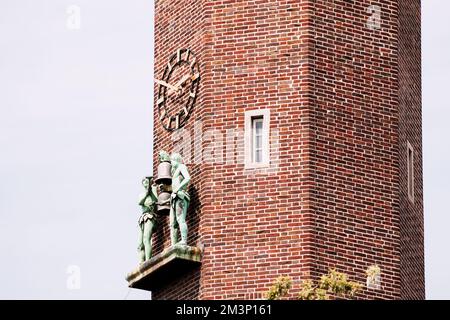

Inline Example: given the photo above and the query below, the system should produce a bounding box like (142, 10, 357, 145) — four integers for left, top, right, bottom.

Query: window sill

(244, 162, 270, 170)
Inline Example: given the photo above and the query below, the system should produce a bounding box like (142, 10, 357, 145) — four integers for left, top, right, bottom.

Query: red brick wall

(398, 0, 425, 300)
(152, 0, 207, 299)
(153, 269, 201, 300)
(151, 0, 424, 300)
(197, 0, 314, 300)
(310, 0, 401, 300)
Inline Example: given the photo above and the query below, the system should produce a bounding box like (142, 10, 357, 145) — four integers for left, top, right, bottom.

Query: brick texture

(398, 0, 425, 300)
(151, 0, 424, 300)
(310, 0, 402, 300)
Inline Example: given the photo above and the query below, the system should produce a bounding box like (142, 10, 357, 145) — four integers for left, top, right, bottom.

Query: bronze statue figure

(136, 151, 191, 263)
(169, 152, 191, 246)
(137, 176, 158, 263)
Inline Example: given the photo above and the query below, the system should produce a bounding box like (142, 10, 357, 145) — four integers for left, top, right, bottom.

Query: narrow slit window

(407, 142, 414, 203)
(252, 117, 264, 163)
(244, 109, 270, 169)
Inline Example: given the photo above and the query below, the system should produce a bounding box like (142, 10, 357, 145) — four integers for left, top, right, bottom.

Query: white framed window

(407, 141, 414, 203)
(245, 109, 270, 168)
(252, 117, 263, 163)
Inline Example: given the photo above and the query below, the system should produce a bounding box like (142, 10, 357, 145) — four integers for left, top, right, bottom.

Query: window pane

(251, 117, 264, 164)
(255, 149, 262, 163)
(407, 143, 414, 202)
(408, 149, 413, 194)
(255, 119, 263, 135)
(256, 135, 262, 149)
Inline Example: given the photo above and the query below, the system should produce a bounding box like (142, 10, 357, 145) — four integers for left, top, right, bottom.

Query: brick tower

(148, 0, 424, 300)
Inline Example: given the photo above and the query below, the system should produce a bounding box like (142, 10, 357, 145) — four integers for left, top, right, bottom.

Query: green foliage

(366, 264, 381, 280)
(265, 276, 292, 300)
(298, 269, 362, 300)
(365, 264, 381, 288)
(366, 265, 380, 277)
(266, 269, 362, 301)
(298, 279, 328, 300)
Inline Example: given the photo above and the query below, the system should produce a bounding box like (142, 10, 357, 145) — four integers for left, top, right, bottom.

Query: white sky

(0, 0, 447, 299)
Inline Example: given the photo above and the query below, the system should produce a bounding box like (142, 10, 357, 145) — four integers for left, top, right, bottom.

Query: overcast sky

(0, 1, 448, 300)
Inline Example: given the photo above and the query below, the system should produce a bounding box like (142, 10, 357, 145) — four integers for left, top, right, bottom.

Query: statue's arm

(138, 192, 146, 205)
(178, 165, 191, 190)
(151, 184, 158, 201)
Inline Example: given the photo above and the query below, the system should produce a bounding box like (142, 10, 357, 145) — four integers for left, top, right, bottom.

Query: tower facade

(151, 0, 424, 300)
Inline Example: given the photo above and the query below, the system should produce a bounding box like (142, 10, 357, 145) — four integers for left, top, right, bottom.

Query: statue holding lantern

(169, 152, 191, 246)
(136, 150, 191, 263)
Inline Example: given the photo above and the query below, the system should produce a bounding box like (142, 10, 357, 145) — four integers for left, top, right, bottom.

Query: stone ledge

(126, 244, 202, 291)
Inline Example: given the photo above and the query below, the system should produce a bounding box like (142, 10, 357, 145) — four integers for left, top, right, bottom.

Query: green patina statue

(137, 176, 159, 263)
(136, 151, 190, 263)
(169, 152, 191, 246)
(159, 150, 170, 162)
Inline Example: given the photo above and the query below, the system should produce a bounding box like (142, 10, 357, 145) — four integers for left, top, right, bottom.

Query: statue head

(159, 150, 170, 163)
(142, 176, 152, 189)
(170, 152, 183, 169)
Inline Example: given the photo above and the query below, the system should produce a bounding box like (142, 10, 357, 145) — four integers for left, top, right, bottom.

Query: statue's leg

(143, 220, 155, 260)
(138, 224, 145, 263)
(176, 199, 189, 245)
(169, 202, 179, 246)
